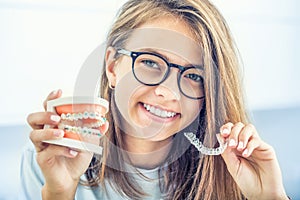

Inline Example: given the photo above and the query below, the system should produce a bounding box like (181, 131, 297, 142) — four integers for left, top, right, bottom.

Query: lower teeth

(60, 124, 102, 137)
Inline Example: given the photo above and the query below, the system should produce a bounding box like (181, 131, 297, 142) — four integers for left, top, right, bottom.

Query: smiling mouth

(143, 103, 178, 118)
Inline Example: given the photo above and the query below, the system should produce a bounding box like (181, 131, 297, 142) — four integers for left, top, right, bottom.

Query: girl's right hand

(27, 90, 94, 200)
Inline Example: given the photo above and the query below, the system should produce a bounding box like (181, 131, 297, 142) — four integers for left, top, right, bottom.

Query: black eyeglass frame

(117, 48, 205, 100)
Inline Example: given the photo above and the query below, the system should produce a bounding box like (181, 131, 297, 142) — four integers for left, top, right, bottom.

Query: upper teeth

(143, 103, 177, 118)
(61, 112, 106, 122)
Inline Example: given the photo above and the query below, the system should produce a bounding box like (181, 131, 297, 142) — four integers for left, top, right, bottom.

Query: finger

(36, 145, 78, 168)
(43, 89, 62, 111)
(241, 137, 260, 157)
(221, 145, 241, 177)
(228, 122, 245, 148)
(220, 122, 234, 137)
(237, 124, 257, 151)
(27, 112, 61, 130)
(30, 128, 64, 152)
(99, 121, 109, 135)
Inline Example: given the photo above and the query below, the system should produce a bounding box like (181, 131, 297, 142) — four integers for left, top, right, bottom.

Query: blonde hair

(85, 0, 248, 199)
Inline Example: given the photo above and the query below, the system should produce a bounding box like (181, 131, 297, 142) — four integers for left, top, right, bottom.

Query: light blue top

(19, 143, 163, 200)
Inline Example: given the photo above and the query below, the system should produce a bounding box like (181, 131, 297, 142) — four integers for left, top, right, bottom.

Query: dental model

(184, 132, 227, 155)
(44, 96, 109, 154)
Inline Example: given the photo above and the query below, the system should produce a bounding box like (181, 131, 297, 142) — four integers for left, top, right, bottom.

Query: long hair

(84, 0, 248, 199)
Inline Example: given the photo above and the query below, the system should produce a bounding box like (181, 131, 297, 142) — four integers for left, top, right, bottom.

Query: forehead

(124, 28, 203, 65)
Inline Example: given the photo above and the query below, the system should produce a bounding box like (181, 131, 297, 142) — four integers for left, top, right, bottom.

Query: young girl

(22, 0, 289, 199)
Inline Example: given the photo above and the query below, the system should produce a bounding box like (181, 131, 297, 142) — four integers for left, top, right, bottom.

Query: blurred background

(0, 0, 299, 199)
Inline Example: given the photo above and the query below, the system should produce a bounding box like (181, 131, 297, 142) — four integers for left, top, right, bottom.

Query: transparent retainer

(184, 132, 227, 155)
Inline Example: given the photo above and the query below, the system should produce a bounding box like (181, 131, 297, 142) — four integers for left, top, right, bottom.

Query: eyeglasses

(117, 49, 205, 100)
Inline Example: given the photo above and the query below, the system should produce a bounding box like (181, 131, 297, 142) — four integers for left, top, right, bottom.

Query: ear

(105, 46, 117, 88)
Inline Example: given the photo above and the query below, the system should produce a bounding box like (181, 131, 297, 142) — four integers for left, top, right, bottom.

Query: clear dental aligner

(184, 132, 227, 155)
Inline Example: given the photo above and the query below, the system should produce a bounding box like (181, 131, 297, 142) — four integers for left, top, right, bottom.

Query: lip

(138, 102, 180, 123)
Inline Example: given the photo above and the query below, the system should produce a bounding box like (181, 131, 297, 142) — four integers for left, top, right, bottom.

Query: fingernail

(238, 141, 244, 150)
(52, 90, 58, 95)
(53, 129, 64, 137)
(222, 128, 230, 135)
(229, 139, 236, 147)
(50, 115, 61, 122)
(69, 149, 78, 156)
(242, 149, 248, 156)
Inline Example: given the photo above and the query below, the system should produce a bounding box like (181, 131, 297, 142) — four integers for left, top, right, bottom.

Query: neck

(123, 134, 173, 170)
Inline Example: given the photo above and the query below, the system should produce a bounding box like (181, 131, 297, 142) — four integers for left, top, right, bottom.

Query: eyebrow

(137, 48, 204, 70)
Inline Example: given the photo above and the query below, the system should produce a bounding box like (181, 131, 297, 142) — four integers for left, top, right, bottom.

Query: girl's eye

(185, 73, 203, 83)
(141, 60, 159, 68)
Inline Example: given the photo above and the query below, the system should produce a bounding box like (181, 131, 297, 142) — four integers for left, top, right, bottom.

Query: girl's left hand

(220, 122, 288, 200)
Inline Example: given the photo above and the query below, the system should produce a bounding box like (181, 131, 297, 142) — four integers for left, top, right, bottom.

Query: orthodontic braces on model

(44, 96, 109, 155)
(58, 111, 107, 137)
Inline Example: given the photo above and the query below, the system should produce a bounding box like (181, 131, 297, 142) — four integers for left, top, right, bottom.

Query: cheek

(114, 58, 132, 85)
(114, 59, 139, 108)
(114, 69, 144, 124)
(182, 100, 203, 125)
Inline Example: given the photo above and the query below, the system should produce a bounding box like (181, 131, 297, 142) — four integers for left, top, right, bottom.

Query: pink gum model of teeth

(44, 96, 109, 154)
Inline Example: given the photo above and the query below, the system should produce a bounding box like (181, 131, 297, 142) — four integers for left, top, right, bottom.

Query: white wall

(212, 0, 300, 110)
(0, 0, 299, 125)
(0, 0, 127, 124)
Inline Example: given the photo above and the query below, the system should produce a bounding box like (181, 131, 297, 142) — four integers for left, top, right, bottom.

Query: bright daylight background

(0, 0, 299, 199)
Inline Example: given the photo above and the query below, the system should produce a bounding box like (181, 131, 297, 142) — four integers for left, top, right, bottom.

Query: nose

(154, 70, 181, 101)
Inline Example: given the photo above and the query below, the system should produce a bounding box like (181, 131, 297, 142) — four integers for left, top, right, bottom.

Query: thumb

(221, 145, 241, 179)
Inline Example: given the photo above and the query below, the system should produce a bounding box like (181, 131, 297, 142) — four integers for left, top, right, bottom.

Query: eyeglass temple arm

(117, 49, 131, 56)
